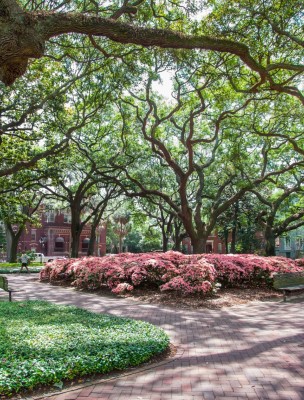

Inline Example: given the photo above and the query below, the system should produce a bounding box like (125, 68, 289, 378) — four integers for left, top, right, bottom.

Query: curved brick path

(2, 274, 304, 400)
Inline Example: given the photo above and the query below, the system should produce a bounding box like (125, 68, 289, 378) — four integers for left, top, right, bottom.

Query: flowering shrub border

(40, 252, 303, 296)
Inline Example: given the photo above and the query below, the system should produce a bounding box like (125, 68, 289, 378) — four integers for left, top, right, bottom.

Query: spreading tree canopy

(0, 0, 303, 103)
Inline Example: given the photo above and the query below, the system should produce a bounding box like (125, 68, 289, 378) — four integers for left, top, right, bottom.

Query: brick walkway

(3, 274, 304, 400)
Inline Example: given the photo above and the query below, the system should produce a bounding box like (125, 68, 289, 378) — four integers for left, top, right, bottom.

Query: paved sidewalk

(2, 274, 304, 400)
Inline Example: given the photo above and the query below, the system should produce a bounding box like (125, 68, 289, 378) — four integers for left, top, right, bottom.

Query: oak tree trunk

(173, 235, 183, 252)
(87, 229, 96, 256)
(191, 237, 208, 254)
(70, 208, 83, 258)
(162, 230, 169, 252)
(230, 225, 237, 253)
(5, 224, 23, 263)
(264, 226, 276, 257)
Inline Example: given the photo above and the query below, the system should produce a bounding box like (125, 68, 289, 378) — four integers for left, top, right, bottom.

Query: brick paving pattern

(2, 274, 304, 400)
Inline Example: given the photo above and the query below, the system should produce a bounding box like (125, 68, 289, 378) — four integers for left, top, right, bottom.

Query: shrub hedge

(40, 252, 303, 296)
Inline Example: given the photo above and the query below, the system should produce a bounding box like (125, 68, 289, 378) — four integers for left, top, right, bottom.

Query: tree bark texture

(264, 225, 276, 257)
(70, 208, 83, 258)
(162, 233, 168, 252)
(8, 235, 19, 263)
(70, 227, 81, 258)
(191, 236, 208, 254)
(5, 222, 23, 262)
(87, 228, 96, 256)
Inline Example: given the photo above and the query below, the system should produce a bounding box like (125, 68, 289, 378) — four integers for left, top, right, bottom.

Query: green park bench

(273, 272, 304, 302)
(0, 275, 18, 302)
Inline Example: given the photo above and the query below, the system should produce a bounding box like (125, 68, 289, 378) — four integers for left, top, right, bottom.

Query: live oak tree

(0, 0, 303, 104)
(110, 57, 303, 253)
(0, 56, 100, 178)
(36, 75, 125, 257)
(126, 158, 182, 252)
(0, 53, 125, 257)
(239, 94, 304, 156)
(0, 0, 303, 258)
(0, 164, 51, 261)
(0, 6, 145, 178)
(39, 141, 120, 258)
(0, 186, 45, 262)
(215, 157, 304, 256)
(251, 171, 304, 256)
(216, 193, 265, 254)
(85, 185, 120, 256)
(132, 195, 177, 253)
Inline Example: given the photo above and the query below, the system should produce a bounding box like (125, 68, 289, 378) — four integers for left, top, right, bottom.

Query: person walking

(20, 252, 29, 273)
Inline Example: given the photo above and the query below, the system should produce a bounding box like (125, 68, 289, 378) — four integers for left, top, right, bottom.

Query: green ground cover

(0, 300, 169, 396)
(0, 263, 43, 273)
(0, 262, 42, 267)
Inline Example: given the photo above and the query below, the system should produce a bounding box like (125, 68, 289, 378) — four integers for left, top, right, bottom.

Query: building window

(46, 212, 55, 223)
(296, 237, 304, 249)
(206, 242, 213, 253)
(82, 238, 90, 251)
(285, 237, 291, 250)
(31, 230, 36, 241)
(54, 237, 64, 252)
(64, 213, 71, 223)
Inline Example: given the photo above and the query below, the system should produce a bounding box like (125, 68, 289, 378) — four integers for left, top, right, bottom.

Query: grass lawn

(0, 262, 43, 267)
(0, 263, 43, 274)
(0, 300, 169, 396)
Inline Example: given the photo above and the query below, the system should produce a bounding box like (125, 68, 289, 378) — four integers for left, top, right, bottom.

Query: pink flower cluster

(39, 251, 215, 295)
(39, 251, 303, 295)
(201, 254, 302, 287)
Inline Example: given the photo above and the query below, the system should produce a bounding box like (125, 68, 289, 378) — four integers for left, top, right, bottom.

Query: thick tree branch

(275, 211, 304, 236)
(0, 138, 69, 177)
(0, 3, 268, 87)
(0, 2, 302, 105)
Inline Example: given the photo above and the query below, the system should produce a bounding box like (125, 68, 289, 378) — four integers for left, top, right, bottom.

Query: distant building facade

(182, 232, 226, 254)
(18, 209, 106, 257)
(181, 228, 304, 259)
(275, 228, 304, 259)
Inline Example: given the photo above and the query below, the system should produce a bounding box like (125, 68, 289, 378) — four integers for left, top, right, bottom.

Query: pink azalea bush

(40, 251, 303, 296)
(202, 254, 302, 287)
(160, 259, 215, 294)
(295, 258, 304, 268)
(40, 251, 215, 295)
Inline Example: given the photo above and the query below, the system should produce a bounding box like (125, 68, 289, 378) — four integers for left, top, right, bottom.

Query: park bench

(0, 275, 17, 302)
(273, 271, 304, 302)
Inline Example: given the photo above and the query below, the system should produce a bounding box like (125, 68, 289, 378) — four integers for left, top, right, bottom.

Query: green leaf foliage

(0, 301, 169, 396)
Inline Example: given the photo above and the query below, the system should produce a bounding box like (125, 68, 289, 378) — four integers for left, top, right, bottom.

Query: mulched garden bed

(44, 278, 283, 309)
(115, 286, 283, 309)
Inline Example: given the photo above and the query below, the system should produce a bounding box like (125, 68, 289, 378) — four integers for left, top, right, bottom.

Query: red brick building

(18, 210, 107, 257)
(182, 232, 226, 254)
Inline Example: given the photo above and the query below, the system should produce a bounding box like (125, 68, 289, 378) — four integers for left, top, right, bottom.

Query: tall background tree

(109, 56, 303, 253)
(0, 0, 303, 258)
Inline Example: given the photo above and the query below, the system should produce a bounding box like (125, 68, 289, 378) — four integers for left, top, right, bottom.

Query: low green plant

(0, 301, 169, 396)
(0, 267, 42, 273)
(0, 262, 43, 274)
(0, 262, 43, 267)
